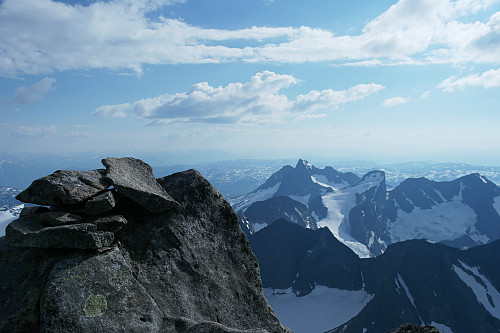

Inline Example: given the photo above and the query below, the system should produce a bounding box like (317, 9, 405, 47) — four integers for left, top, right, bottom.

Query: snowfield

(388, 201, 477, 244)
(264, 286, 373, 333)
(0, 204, 23, 237)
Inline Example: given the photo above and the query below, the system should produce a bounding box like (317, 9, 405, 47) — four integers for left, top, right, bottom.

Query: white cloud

(94, 71, 384, 124)
(13, 77, 56, 104)
(1, 0, 500, 76)
(420, 90, 431, 99)
(382, 96, 410, 107)
(438, 68, 500, 91)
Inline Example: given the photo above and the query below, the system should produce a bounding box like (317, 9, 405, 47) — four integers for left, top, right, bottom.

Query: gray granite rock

(20, 206, 50, 217)
(102, 157, 178, 213)
(40, 248, 162, 333)
(84, 190, 116, 215)
(86, 215, 127, 232)
(5, 216, 114, 249)
(39, 211, 82, 226)
(16, 169, 111, 206)
(1, 166, 290, 333)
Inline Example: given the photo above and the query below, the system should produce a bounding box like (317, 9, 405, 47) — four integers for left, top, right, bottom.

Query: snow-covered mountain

(231, 159, 360, 235)
(232, 159, 500, 257)
(250, 219, 500, 333)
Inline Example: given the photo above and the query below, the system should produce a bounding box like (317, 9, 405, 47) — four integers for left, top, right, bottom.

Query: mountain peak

(295, 158, 313, 170)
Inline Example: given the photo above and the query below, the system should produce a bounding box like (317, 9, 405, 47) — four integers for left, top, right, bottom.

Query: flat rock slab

(5, 216, 114, 249)
(16, 169, 111, 206)
(86, 215, 128, 233)
(40, 248, 162, 333)
(40, 211, 82, 227)
(102, 157, 178, 213)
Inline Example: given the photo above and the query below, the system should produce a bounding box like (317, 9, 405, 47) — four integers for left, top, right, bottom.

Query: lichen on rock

(83, 294, 107, 318)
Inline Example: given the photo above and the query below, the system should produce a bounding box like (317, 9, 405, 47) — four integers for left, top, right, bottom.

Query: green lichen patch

(83, 294, 107, 318)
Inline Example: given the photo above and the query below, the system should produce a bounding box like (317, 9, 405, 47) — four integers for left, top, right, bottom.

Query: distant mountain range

(232, 159, 500, 257)
(250, 219, 500, 333)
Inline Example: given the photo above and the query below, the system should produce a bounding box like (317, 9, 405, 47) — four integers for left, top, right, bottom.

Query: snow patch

(230, 182, 281, 212)
(264, 286, 373, 333)
(493, 196, 500, 217)
(254, 223, 268, 233)
(0, 204, 23, 237)
(388, 200, 477, 243)
(431, 322, 454, 333)
(396, 273, 424, 324)
(453, 261, 500, 320)
(311, 174, 346, 190)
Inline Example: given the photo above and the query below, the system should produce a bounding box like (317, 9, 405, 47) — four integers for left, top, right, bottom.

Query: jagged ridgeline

(0, 157, 291, 333)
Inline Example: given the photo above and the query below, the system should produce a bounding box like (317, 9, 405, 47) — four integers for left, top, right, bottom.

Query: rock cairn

(6, 157, 179, 249)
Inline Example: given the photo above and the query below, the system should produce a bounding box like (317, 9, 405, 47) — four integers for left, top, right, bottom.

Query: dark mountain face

(250, 220, 500, 333)
(331, 239, 500, 333)
(240, 196, 316, 232)
(348, 173, 500, 256)
(249, 219, 362, 296)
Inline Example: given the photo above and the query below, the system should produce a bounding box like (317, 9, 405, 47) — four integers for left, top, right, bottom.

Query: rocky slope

(0, 157, 291, 333)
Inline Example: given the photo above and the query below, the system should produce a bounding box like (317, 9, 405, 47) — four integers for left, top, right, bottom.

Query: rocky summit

(0, 157, 290, 333)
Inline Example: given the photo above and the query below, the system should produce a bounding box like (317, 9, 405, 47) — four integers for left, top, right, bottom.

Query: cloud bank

(1, 0, 500, 76)
(94, 71, 384, 124)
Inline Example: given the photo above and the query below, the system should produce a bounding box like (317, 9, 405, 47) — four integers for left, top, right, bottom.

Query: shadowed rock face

(0, 159, 290, 333)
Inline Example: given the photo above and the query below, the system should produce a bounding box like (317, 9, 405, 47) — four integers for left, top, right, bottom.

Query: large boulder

(16, 169, 110, 206)
(102, 157, 178, 213)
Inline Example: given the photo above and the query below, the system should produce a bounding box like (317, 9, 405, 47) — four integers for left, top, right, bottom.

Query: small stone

(39, 211, 82, 226)
(5, 215, 114, 249)
(102, 157, 178, 213)
(19, 206, 50, 217)
(16, 169, 111, 206)
(84, 190, 116, 215)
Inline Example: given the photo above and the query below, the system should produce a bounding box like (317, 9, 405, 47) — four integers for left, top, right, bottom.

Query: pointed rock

(102, 157, 178, 213)
(16, 169, 111, 206)
(5, 216, 114, 249)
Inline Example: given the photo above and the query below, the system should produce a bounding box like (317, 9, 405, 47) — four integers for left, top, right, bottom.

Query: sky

(1, 0, 500, 165)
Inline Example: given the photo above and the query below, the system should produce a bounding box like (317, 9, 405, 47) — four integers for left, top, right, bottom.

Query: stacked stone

(5, 157, 179, 250)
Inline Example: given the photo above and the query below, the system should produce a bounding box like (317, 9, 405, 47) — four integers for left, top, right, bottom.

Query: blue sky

(1, 0, 500, 165)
